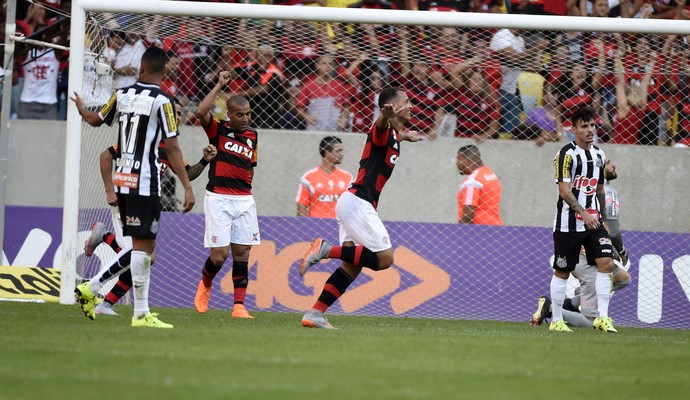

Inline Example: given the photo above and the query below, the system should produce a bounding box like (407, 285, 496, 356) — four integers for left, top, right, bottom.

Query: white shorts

(110, 206, 132, 250)
(204, 191, 260, 248)
(335, 191, 391, 252)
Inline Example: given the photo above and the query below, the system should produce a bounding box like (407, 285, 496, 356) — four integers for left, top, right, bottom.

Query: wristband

(199, 157, 209, 167)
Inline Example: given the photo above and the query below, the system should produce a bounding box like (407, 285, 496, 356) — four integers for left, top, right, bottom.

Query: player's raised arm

(195, 71, 231, 127)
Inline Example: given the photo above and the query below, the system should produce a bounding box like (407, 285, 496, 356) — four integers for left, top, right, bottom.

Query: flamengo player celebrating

(193, 71, 260, 319)
(298, 87, 424, 329)
(549, 106, 617, 333)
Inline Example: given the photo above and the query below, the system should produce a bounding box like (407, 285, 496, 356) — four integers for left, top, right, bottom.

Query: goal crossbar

(78, 0, 690, 35)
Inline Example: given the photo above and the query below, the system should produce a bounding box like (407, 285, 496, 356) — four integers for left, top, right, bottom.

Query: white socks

(550, 275, 568, 322)
(131, 250, 152, 319)
(595, 272, 612, 318)
(89, 247, 132, 295)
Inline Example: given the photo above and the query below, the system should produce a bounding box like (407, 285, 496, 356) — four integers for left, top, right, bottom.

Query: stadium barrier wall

(5, 120, 690, 232)
(3, 205, 690, 328)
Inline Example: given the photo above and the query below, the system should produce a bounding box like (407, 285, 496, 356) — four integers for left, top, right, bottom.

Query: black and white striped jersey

(553, 142, 606, 232)
(98, 82, 178, 197)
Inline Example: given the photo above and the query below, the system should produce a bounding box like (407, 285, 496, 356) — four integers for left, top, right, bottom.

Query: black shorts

(116, 193, 162, 239)
(552, 228, 613, 272)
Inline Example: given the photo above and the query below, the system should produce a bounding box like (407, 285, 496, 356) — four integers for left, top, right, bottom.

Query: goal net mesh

(74, 7, 690, 329)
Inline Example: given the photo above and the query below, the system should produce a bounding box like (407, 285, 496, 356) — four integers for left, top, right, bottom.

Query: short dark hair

(571, 106, 596, 127)
(378, 87, 404, 109)
(141, 46, 167, 74)
(319, 136, 342, 158)
(457, 144, 481, 161)
(226, 95, 250, 110)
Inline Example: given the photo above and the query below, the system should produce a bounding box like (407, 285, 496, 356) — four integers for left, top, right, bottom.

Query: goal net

(67, 0, 690, 329)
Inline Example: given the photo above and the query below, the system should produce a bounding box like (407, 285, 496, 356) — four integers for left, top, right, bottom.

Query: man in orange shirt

(296, 136, 353, 218)
(456, 144, 503, 225)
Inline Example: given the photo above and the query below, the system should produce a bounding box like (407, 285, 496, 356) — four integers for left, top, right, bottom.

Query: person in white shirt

(18, 47, 59, 119)
(489, 29, 547, 136)
(113, 33, 146, 89)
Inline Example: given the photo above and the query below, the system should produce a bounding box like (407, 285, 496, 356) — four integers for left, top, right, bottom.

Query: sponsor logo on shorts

(382, 236, 389, 245)
(556, 256, 567, 269)
(602, 249, 612, 253)
(150, 220, 159, 234)
(252, 232, 260, 242)
(211, 235, 218, 243)
(599, 237, 612, 246)
(126, 216, 141, 226)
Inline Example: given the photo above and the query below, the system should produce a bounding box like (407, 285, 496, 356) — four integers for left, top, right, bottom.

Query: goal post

(64, 0, 690, 329)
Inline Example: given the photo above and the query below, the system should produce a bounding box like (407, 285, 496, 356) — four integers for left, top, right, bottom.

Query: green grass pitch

(1, 302, 689, 400)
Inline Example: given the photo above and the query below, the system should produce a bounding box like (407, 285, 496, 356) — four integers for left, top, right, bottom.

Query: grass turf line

(1, 302, 689, 400)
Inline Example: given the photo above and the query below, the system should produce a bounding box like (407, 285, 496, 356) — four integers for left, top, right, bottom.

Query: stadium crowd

(3, 0, 690, 146)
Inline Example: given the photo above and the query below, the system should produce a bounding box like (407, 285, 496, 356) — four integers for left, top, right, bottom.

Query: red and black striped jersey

(107, 142, 190, 176)
(203, 116, 258, 196)
(348, 123, 400, 210)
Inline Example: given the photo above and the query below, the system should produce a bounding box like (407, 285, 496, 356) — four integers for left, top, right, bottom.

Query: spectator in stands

(618, 0, 646, 17)
(296, 54, 356, 131)
(113, 32, 147, 89)
(418, 0, 469, 12)
(511, 0, 567, 15)
(456, 144, 503, 225)
(470, 0, 507, 12)
(579, 0, 622, 16)
(554, 31, 584, 66)
(555, 41, 605, 141)
(650, 0, 689, 18)
(296, 136, 353, 218)
(241, 44, 286, 129)
(351, 68, 385, 133)
(622, 36, 665, 145)
(657, 35, 682, 146)
(669, 36, 690, 147)
(546, 44, 572, 85)
(18, 29, 61, 120)
(168, 18, 221, 101)
(13, 2, 47, 119)
(82, 29, 123, 110)
(281, 21, 324, 80)
(431, 68, 500, 141)
(490, 28, 548, 136)
(348, 0, 401, 81)
(161, 51, 183, 101)
(613, 50, 656, 144)
(397, 29, 442, 135)
(515, 84, 562, 146)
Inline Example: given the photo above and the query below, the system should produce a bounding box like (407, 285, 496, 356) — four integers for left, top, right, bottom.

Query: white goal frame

(62, 0, 690, 304)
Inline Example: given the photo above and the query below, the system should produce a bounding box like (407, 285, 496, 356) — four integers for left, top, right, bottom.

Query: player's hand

(217, 70, 231, 88)
(181, 189, 195, 213)
(401, 130, 425, 142)
(106, 191, 117, 207)
(203, 144, 217, 162)
(381, 103, 408, 120)
(70, 92, 85, 113)
(581, 212, 600, 230)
